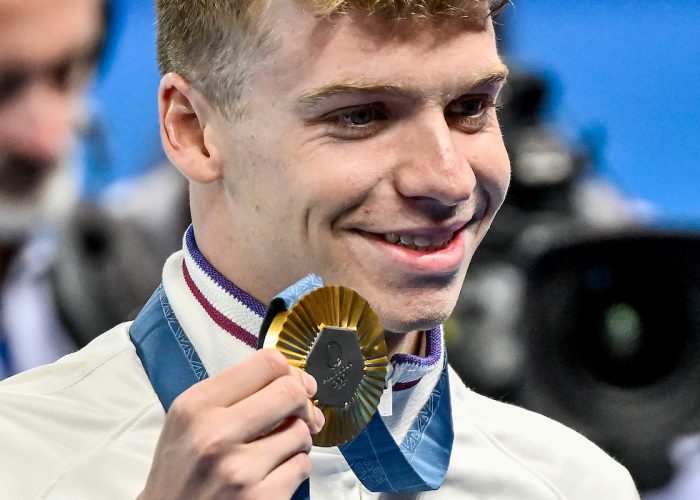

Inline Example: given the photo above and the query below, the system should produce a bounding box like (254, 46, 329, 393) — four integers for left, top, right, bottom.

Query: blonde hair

(156, 0, 509, 117)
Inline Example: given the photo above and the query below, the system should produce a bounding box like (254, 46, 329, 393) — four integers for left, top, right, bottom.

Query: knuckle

(219, 453, 256, 488)
(169, 393, 196, 422)
(279, 376, 307, 408)
(290, 418, 313, 450)
(169, 390, 207, 425)
(234, 411, 256, 433)
(260, 349, 289, 378)
(192, 429, 228, 464)
(292, 452, 312, 478)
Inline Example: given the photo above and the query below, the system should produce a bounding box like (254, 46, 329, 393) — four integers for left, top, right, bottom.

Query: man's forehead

(286, 0, 494, 25)
(261, 0, 498, 48)
(250, 3, 503, 101)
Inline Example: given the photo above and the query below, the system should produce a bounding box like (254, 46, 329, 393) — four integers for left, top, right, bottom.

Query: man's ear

(158, 73, 222, 184)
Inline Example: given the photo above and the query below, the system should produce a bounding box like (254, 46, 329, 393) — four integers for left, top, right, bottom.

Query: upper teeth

(384, 233, 452, 248)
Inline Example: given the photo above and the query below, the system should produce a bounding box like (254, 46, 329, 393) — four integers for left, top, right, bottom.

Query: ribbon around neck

(259, 274, 388, 448)
(262, 275, 454, 494)
(129, 280, 454, 498)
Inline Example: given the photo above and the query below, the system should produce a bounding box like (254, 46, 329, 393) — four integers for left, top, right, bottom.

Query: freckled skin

(192, 7, 510, 350)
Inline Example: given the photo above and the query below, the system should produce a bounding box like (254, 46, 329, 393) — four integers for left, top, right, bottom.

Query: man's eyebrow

(295, 64, 509, 114)
(463, 64, 510, 91)
(295, 79, 415, 113)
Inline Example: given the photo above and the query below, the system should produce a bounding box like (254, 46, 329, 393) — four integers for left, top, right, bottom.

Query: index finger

(183, 349, 301, 407)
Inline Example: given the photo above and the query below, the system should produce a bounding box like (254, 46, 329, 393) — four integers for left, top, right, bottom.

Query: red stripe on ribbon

(182, 261, 258, 349)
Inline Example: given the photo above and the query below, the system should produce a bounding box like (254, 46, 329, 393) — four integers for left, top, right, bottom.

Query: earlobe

(158, 73, 222, 184)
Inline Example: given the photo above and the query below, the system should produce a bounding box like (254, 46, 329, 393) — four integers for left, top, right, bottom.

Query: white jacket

(0, 248, 639, 499)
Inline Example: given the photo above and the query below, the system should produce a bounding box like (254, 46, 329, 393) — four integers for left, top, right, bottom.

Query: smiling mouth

(380, 232, 455, 252)
(358, 220, 470, 253)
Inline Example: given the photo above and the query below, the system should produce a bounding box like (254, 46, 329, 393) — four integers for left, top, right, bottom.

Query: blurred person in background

(0, 0, 108, 377)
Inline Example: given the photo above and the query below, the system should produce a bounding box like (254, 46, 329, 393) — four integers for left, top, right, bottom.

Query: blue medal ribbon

(129, 285, 206, 411)
(130, 279, 453, 498)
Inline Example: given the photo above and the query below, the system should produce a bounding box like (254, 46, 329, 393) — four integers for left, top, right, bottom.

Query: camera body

(447, 70, 700, 491)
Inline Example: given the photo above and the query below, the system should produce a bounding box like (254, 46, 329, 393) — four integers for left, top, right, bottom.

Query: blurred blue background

(89, 0, 699, 222)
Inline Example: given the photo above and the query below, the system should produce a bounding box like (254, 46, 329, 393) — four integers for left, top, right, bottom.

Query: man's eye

(461, 98, 485, 116)
(450, 97, 489, 117)
(321, 104, 388, 140)
(337, 105, 383, 126)
(446, 95, 497, 133)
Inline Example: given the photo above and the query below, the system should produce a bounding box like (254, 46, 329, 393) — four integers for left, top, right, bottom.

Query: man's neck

(384, 330, 425, 358)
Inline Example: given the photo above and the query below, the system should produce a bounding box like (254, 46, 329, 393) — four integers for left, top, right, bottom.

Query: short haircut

(156, 0, 509, 118)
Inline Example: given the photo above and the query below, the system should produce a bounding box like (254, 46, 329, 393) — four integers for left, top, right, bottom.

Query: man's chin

(379, 309, 452, 335)
(366, 280, 462, 335)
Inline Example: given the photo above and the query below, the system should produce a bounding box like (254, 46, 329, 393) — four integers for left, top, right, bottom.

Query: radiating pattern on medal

(263, 285, 388, 446)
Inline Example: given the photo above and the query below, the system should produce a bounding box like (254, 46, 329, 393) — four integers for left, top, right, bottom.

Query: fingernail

(314, 406, 325, 430)
(303, 373, 317, 396)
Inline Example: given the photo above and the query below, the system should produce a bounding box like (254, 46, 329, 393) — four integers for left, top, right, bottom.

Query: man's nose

(0, 81, 77, 162)
(394, 110, 476, 208)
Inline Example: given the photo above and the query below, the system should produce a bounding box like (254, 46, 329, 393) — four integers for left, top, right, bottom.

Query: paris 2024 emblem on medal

(262, 285, 389, 447)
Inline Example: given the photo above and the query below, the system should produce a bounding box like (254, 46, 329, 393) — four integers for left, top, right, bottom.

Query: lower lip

(360, 229, 467, 275)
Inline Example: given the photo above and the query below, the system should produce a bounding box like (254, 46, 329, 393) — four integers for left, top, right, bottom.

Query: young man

(0, 0, 639, 498)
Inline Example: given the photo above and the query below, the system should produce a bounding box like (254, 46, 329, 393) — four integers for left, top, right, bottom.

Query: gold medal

(263, 285, 388, 446)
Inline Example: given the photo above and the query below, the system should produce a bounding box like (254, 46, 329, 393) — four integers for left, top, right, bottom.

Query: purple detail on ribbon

(390, 328, 443, 392)
(185, 226, 267, 317)
(391, 327, 442, 368)
(183, 261, 259, 349)
(393, 379, 421, 392)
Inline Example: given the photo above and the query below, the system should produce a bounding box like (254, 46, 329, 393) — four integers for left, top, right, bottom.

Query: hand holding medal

(259, 274, 390, 447)
(258, 274, 453, 497)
